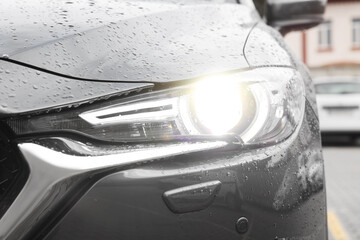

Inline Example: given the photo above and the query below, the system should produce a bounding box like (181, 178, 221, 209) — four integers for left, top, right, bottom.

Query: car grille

(0, 129, 29, 219)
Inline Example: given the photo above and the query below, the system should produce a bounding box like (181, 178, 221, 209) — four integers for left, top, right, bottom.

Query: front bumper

(1, 101, 327, 240)
(319, 115, 360, 133)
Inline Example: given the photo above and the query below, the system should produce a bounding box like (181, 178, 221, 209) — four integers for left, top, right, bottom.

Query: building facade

(285, 0, 360, 78)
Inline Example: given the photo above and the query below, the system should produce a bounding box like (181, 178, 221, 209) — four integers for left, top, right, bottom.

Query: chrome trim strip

(0, 141, 226, 239)
(79, 98, 179, 126)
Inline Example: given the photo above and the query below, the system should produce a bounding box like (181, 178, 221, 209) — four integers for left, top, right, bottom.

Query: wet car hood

(1, 0, 257, 82)
(0, 0, 294, 115)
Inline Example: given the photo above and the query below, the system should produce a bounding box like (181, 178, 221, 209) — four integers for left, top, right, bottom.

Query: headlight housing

(7, 67, 304, 146)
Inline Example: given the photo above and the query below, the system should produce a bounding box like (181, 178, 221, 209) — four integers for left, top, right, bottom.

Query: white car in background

(315, 77, 360, 141)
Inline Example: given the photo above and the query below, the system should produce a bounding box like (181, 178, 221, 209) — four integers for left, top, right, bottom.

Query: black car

(0, 0, 327, 239)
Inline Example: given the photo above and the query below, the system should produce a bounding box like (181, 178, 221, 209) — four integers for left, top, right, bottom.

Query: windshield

(315, 82, 360, 94)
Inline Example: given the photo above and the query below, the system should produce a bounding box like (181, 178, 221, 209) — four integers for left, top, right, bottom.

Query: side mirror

(266, 0, 327, 34)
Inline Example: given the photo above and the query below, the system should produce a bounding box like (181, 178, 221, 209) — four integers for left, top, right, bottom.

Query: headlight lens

(191, 78, 243, 134)
(7, 67, 304, 145)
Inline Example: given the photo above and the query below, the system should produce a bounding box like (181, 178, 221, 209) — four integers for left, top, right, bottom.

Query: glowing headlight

(191, 78, 243, 134)
(7, 67, 305, 146)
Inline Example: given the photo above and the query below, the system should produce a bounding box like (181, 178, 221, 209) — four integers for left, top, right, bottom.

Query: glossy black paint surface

(163, 180, 222, 213)
(1, 1, 255, 82)
(267, 0, 327, 32)
(0, 60, 152, 115)
(0, 127, 29, 219)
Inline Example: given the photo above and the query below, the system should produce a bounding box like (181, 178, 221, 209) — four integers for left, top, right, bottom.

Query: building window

(318, 21, 332, 51)
(353, 18, 360, 48)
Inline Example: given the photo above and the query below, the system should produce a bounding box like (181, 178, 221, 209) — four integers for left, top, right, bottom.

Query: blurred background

(284, 1, 360, 239)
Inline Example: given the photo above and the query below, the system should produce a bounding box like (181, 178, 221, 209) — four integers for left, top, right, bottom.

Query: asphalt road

(323, 147, 360, 240)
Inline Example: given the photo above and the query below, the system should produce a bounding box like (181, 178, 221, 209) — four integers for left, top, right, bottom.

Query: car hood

(0, 0, 294, 115)
(1, 0, 257, 82)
